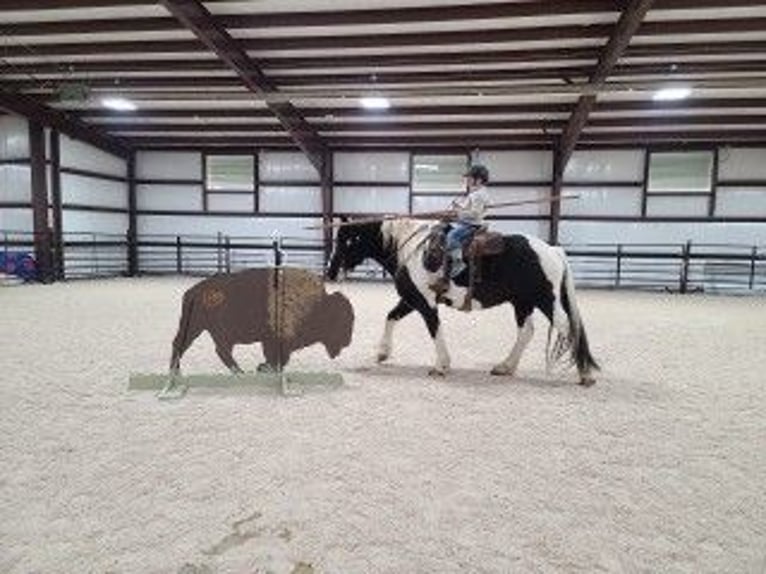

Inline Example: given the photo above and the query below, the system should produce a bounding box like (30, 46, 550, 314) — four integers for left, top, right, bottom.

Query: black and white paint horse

(327, 219, 599, 385)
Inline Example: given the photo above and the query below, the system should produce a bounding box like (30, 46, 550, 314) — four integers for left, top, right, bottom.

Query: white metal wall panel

(411, 195, 453, 214)
(562, 187, 642, 216)
(412, 191, 549, 218)
(489, 186, 550, 216)
(718, 147, 766, 181)
(137, 215, 324, 241)
(334, 186, 409, 214)
(715, 188, 766, 217)
(0, 208, 33, 233)
(334, 152, 409, 182)
(60, 135, 127, 177)
(491, 219, 548, 239)
(137, 184, 203, 211)
(61, 174, 128, 209)
(0, 165, 31, 202)
(560, 221, 766, 245)
(0, 115, 29, 159)
(255, 217, 324, 242)
(61, 210, 128, 235)
(136, 151, 201, 180)
(646, 195, 709, 217)
(259, 186, 322, 213)
(206, 193, 254, 212)
(480, 150, 552, 182)
(564, 149, 644, 183)
(259, 151, 318, 182)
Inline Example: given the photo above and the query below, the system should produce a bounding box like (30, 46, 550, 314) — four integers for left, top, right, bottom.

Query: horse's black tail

(555, 249, 599, 374)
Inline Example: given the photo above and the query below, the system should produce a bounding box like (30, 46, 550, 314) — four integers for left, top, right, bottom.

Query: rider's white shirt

(452, 185, 490, 224)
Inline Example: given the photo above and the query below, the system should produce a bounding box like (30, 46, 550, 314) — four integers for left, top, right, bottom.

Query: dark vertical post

(225, 235, 231, 274)
(127, 150, 138, 276)
(749, 246, 757, 291)
(253, 150, 259, 213)
(709, 147, 719, 217)
(320, 150, 334, 269)
(201, 152, 208, 212)
(217, 231, 223, 273)
(29, 121, 52, 283)
(407, 151, 414, 215)
(176, 235, 182, 274)
(679, 240, 692, 294)
(548, 145, 563, 245)
(616, 244, 623, 288)
(641, 148, 650, 217)
(49, 129, 64, 280)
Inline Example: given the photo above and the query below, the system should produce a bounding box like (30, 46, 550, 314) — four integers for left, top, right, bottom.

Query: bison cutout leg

(491, 309, 534, 376)
(376, 298, 413, 363)
(169, 312, 205, 375)
(209, 333, 244, 374)
(259, 339, 291, 372)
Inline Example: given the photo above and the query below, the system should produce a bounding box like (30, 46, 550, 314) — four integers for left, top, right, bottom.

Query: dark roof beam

(158, 0, 326, 173)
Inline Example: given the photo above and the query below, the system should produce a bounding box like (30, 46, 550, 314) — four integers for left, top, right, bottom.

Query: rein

(392, 222, 441, 280)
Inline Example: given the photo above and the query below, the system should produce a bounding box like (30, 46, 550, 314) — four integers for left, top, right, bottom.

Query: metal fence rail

(2, 229, 764, 293)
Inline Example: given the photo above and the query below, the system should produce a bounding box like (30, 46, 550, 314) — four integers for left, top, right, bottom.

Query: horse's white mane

(381, 218, 439, 266)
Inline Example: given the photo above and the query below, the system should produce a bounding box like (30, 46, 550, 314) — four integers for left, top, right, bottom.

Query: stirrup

(430, 276, 450, 295)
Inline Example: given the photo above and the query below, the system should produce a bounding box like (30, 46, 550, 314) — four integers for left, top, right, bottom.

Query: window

(647, 151, 714, 193)
(205, 154, 255, 192)
(412, 154, 467, 194)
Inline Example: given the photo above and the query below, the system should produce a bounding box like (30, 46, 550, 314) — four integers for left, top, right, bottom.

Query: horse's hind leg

(491, 306, 534, 376)
(376, 298, 413, 363)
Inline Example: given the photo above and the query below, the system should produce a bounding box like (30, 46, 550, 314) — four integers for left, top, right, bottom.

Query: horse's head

(327, 220, 382, 280)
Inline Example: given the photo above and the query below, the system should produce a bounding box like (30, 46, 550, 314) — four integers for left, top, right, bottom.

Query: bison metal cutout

(169, 268, 354, 375)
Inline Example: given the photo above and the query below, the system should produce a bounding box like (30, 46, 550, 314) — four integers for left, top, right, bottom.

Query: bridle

(329, 218, 442, 281)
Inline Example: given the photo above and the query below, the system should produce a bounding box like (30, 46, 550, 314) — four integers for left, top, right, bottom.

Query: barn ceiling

(1, 0, 766, 151)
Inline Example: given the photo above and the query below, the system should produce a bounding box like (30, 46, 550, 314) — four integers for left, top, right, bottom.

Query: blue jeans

(446, 222, 476, 252)
(445, 223, 477, 277)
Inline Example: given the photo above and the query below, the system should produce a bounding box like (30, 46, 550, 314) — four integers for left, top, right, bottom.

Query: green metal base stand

(129, 371, 344, 400)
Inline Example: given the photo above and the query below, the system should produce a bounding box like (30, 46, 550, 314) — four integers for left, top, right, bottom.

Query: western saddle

(425, 223, 505, 309)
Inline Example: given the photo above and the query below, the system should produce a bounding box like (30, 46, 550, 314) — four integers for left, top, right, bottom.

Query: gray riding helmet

(464, 164, 490, 185)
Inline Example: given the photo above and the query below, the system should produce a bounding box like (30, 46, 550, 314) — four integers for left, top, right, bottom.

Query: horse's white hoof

(490, 364, 515, 376)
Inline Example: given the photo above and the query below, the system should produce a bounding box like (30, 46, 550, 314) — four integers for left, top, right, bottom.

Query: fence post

(615, 244, 622, 288)
(176, 235, 182, 275)
(92, 232, 99, 277)
(750, 245, 758, 290)
(225, 236, 231, 274)
(679, 240, 692, 294)
(216, 231, 223, 274)
(53, 228, 62, 280)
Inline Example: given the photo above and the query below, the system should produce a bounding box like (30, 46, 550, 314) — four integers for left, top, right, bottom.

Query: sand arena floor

(1, 277, 765, 573)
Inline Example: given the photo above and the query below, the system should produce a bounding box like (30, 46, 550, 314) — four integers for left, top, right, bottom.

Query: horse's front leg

(418, 303, 451, 376)
(377, 298, 413, 363)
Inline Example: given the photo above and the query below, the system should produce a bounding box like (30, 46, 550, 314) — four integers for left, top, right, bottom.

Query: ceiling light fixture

(359, 96, 390, 110)
(652, 86, 691, 102)
(101, 97, 137, 111)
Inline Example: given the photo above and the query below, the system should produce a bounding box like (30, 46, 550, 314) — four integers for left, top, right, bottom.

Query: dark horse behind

(327, 218, 598, 385)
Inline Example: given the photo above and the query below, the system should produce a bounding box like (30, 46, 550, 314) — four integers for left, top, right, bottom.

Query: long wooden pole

(306, 193, 579, 230)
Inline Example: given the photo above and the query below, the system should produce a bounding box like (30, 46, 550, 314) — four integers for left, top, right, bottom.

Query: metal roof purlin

(159, 0, 328, 173)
